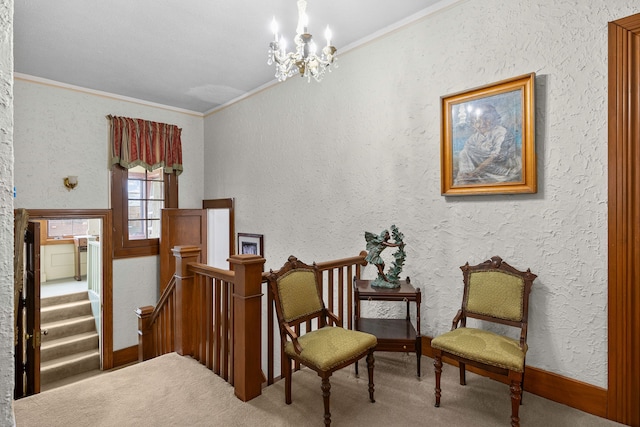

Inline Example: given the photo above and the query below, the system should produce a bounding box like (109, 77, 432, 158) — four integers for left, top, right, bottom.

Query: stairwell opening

(22, 211, 110, 392)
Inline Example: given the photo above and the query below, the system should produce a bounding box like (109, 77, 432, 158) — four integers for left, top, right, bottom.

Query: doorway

(37, 217, 101, 390)
(25, 209, 113, 393)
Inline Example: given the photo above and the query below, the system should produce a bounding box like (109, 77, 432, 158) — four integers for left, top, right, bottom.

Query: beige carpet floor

(13, 352, 623, 427)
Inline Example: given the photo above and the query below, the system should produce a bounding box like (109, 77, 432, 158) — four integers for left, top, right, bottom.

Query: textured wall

(203, 0, 638, 388)
(13, 80, 204, 210)
(0, 0, 13, 424)
(13, 79, 206, 349)
(112, 256, 159, 350)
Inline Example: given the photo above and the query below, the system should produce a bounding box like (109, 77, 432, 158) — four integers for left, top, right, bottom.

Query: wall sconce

(64, 176, 78, 191)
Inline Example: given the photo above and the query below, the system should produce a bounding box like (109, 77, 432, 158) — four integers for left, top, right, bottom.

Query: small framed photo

(237, 233, 264, 256)
(441, 73, 536, 196)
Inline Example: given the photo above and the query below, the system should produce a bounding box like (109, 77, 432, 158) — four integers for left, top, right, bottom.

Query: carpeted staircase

(40, 291, 100, 387)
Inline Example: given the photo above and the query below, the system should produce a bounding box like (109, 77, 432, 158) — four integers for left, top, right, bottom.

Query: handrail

(149, 275, 176, 326)
(260, 250, 368, 280)
(315, 250, 368, 271)
(188, 262, 235, 282)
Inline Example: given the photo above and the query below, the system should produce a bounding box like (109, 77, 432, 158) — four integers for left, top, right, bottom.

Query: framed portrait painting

(237, 233, 264, 257)
(441, 73, 536, 196)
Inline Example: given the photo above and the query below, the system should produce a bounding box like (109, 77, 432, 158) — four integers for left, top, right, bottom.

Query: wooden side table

(354, 278, 422, 376)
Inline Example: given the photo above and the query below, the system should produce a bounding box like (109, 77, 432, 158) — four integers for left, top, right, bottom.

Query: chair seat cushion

(431, 327, 526, 372)
(284, 327, 377, 371)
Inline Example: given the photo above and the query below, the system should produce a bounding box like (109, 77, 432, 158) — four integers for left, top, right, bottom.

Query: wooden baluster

(327, 270, 334, 314)
(338, 269, 344, 325)
(346, 265, 353, 330)
(266, 280, 274, 385)
(205, 277, 213, 370)
(214, 278, 222, 375)
(222, 279, 230, 380)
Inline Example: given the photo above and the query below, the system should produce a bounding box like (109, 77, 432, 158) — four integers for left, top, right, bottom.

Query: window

(47, 219, 89, 239)
(111, 165, 178, 258)
(127, 166, 164, 240)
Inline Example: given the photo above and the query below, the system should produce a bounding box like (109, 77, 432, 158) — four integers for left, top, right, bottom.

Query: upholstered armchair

(431, 256, 537, 427)
(267, 256, 378, 426)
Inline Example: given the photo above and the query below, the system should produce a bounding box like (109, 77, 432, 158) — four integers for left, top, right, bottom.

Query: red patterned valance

(108, 115, 183, 175)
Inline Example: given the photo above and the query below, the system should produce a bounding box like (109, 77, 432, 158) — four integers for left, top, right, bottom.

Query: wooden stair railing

(136, 275, 177, 361)
(138, 247, 368, 401)
(137, 245, 265, 402)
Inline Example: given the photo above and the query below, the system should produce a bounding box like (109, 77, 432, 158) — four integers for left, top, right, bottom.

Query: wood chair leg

(434, 353, 442, 407)
(366, 351, 375, 403)
(321, 376, 331, 426)
(459, 362, 466, 385)
(284, 357, 292, 405)
(509, 372, 523, 427)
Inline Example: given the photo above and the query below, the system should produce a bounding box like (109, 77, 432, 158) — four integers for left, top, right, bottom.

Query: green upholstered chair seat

(284, 326, 377, 371)
(431, 327, 526, 372)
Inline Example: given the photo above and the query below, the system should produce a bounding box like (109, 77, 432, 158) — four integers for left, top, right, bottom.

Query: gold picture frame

(441, 73, 536, 196)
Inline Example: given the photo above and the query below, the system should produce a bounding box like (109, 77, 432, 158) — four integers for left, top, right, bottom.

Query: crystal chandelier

(268, 0, 337, 82)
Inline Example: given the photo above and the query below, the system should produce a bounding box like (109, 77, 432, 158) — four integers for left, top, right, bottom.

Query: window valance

(108, 115, 183, 175)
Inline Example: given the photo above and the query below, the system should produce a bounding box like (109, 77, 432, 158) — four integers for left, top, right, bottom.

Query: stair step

(41, 332, 99, 363)
(41, 349, 100, 385)
(41, 291, 89, 308)
(41, 368, 103, 392)
(41, 315, 96, 341)
(41, 300, 92, 323)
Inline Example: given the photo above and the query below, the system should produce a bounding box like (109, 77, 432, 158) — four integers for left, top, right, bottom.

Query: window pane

(128, 179, 142, 199)
(147, 181, 164, 200)
(47, 219, 89, 238)
(128, 200, 144, 220)
(128, 220, 146, 240)
(147, 201, 163, 220)
(147, 219, 161, 239)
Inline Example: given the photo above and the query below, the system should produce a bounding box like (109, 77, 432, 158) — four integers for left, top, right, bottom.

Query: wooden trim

(111, 166, 178, 259)
(524, 366, 607, 418)
(202, 198, 235, 255)
(112, 345, 138, 368)
(26, 209, 114, 370)
(608, 13, 640, 427)
(421, 336, 607, 419)
(202, 198, 234, 209)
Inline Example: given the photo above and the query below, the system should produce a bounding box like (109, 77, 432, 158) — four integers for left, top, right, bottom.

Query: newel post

(136, 305, 154, 361)
(173, 245, 201, 357)
(229, 254, 265, 402)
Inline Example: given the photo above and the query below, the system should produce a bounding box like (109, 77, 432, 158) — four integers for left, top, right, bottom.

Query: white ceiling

(14, 0, 450, 114)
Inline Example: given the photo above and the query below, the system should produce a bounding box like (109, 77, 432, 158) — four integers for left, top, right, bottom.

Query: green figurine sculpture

(364, 225, 406, 288)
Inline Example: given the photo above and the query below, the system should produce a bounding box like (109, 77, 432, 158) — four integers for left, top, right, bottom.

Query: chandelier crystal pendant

(268, 0, 337, 82)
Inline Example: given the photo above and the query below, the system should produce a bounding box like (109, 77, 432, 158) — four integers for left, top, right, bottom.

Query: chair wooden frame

(267, 256, 376, 426)
(432, 256, 537, 427)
